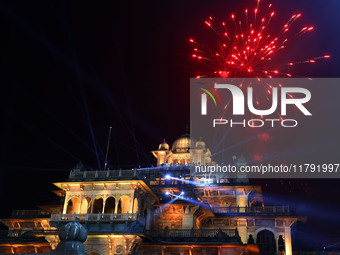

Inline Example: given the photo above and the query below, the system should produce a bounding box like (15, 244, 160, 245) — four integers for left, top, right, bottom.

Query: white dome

(172, 133, 192, 153)
(158, 139, 169, 151)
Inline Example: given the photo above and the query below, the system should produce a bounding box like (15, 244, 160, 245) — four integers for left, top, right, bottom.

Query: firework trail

(189, 0, 331, 162)
(189, 0, 331, 123)
(189, 0, 330, 79)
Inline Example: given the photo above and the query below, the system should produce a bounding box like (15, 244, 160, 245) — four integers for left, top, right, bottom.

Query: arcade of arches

(65, 196, 138, 214)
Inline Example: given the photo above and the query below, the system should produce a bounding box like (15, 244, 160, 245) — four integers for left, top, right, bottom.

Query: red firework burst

(189, 0, 330, 79)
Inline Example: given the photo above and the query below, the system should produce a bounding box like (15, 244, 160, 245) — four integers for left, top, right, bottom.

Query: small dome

(172, 133, 191, 153)
(195, 137, 206, 149)
(158, 139, 169, 151)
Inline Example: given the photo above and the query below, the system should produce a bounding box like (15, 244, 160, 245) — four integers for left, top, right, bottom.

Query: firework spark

(189, 0, 330, 79)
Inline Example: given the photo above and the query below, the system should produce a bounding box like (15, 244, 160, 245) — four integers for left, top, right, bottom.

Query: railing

(0, 229, 58, 238)
(69, 169, 138, 179)
(212, 206, 290, 215)
(147, 228, 238, 238)
(69, 169, 140, 180)
(0, 228, 237, 239)
(69, 166, 194, 180)
(68, 167, 239, 186)
(11, 209, 50, 219)
(50, 213, 140, 222)
(145, 228, 241, 243)
(0, 228, 240, 244)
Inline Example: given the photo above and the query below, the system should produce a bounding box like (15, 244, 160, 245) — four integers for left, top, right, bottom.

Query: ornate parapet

(50, 213, 145, 234)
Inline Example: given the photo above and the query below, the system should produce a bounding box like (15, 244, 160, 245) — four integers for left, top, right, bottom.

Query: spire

(185, 122, 190, 134)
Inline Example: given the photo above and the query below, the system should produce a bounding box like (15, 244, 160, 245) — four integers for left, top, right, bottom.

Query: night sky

(0, 0, 340, 249)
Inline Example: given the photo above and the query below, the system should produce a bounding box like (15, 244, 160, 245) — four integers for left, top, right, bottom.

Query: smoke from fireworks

(189, 0, 330, 79)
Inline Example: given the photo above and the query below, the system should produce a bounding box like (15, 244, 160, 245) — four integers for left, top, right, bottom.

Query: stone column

(157, 151, 166, 165)
(182, 206, 199, 229)
(236, 190, 248, 213)
(275, 236, 279, 255)
(90, 199, 95, 214)
(238, 226, 247, 244)
(114, 200, 119, 214)
(189, 246, 193, 255)
(145, 208, 151, 230)
(78, 198, 82, 214)
(284, 227, 292, 255)
(62, 196, 69, 214)
(182, 214, 194, 229)
(130, 194, 135, 214)
(102, 201, 106, 214)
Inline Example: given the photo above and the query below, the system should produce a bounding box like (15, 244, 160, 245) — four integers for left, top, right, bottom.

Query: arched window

(66, 197, 79, 214)
(173, 159, 178, 164)
(257, 230, 276, 255)
(104, 197, 116, 213)
(92, 197, 104, 214)
(80, 197, 92, 214)
(132, 198, 138, 213)
(117, 196, 131, 214)
(66, 199, 73, 214)
(180, 159, 185, 165)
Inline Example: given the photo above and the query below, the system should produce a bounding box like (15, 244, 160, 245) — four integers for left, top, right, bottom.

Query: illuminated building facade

(0, 133, 299, 255)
